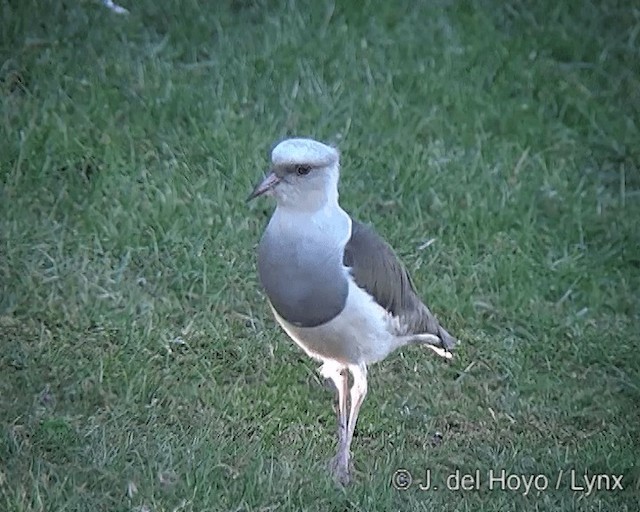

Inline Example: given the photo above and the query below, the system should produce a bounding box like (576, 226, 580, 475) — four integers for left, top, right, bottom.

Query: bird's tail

(437, 325, 458, 352)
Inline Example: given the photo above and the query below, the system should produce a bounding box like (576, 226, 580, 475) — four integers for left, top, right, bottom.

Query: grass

(1, 0, 639, 510)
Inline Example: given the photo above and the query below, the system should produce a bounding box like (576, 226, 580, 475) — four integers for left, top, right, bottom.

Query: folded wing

(343, 219, 457, 350)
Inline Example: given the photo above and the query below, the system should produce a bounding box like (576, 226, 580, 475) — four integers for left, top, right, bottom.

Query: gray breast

(257, 230, 348, 328)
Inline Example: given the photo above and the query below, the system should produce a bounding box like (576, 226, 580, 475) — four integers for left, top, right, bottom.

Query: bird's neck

(271, 199, 351, 250)
(278, 190, 339, 214)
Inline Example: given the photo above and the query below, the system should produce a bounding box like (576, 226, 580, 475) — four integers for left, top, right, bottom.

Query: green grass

(1, 0, 639, 510)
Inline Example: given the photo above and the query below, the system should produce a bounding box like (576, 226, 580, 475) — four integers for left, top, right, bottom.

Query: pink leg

(320, 362, 350, 484)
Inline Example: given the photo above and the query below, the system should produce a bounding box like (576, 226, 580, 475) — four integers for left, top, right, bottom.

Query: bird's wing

(343, 219, 457, 350)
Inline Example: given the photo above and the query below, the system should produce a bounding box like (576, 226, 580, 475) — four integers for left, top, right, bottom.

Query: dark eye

(295, 165, 311, 176)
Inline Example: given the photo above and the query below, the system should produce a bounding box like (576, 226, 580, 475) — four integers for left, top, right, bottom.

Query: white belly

(271, 278, 405, 366)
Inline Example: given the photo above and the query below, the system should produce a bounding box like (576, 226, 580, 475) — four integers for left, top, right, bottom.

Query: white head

(248, 138, 340, 210)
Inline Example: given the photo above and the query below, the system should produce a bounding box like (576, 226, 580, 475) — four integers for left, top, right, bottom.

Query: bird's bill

(247, 171, 280, 201)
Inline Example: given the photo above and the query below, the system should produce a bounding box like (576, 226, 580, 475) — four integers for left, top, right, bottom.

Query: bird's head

(248, 138, 340, 209)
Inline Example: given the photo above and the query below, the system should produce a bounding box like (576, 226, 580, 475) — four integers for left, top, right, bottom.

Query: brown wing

(343, 219, 457, 349)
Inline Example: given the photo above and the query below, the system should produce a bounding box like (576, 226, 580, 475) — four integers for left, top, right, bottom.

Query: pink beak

(247, 171, 281, 201)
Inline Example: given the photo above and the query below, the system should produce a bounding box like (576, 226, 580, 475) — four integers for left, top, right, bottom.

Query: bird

(248, 138, 458, 485)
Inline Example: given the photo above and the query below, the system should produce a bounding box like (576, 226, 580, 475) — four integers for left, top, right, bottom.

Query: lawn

(1, 0, 639, 510)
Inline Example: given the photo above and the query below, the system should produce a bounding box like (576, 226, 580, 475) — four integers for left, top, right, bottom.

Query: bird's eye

(295, 165, 311, 176)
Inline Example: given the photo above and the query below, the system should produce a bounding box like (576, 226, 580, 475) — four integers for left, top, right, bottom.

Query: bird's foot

(425, 344, 453, 359)
(102, 0, 129, 14)
(328, 451, 352, 486)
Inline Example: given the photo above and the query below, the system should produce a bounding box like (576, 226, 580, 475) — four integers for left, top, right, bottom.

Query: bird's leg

(329, 363, 369, 485)
(331, 368, 350, 483)
(336, 368, 349, 448)
(345, 363, 368, 452)
(320, 362, 350, 484)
